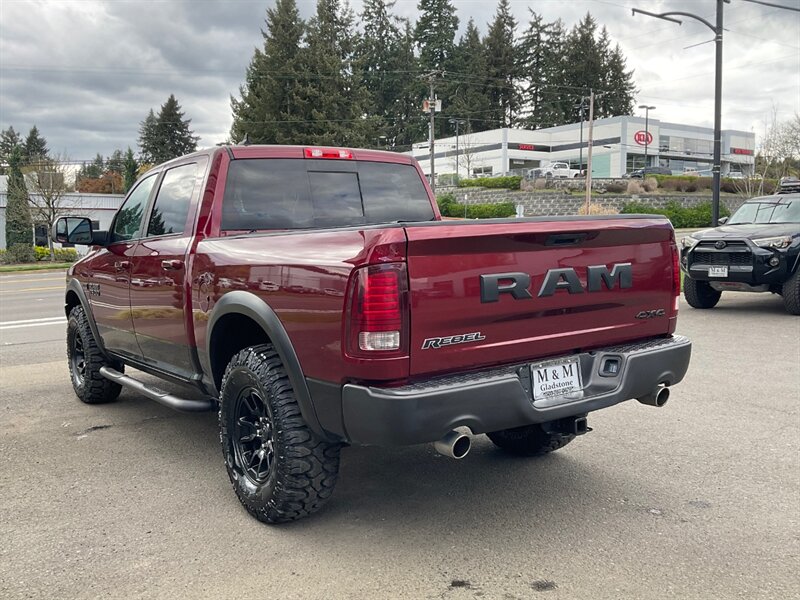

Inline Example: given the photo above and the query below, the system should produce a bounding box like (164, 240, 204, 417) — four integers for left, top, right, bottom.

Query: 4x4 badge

(635, 309, 665, 319)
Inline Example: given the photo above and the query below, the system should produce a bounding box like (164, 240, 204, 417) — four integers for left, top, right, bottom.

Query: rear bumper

(340, 335, 691, 446)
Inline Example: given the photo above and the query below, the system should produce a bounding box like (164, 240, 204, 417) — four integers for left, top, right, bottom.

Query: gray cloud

(1, 0, 797, 164)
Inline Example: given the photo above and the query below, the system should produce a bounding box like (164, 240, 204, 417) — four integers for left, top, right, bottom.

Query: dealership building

(407, 115, 756, 180)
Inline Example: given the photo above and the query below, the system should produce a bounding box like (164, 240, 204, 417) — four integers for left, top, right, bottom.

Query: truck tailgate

(405, 217, 676, 378)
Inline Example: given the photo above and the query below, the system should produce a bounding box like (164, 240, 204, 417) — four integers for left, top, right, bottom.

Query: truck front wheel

(219, 344, 341, 524)
(683, 277, 721, 309)
(487, 423, 575, 456)
(66, 305, 122, 404)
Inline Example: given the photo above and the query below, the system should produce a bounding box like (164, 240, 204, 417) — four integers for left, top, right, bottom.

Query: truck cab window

(147, 163, 198, 237)
(111, 174, 157, 243)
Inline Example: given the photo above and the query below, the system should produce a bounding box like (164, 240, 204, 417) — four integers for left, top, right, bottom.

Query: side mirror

(718, 217, 729, 225)
(52, 217, 94, 245)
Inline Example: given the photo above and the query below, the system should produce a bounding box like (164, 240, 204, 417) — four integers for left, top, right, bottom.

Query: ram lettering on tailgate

(479, 263, 632, 303)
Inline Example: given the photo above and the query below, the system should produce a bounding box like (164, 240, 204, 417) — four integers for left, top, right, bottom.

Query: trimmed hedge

(459, 175, 522, 190)
(620, 200, 730, 228)
(437, 193, 516, 219)
(0, 246, 79, 264)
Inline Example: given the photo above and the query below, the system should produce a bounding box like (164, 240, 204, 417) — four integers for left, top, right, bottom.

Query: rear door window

(221, 159, 433, 231)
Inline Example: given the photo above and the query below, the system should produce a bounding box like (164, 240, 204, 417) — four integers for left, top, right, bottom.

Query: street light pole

(448, 118, 467, 180)
(638, 104, 656, 168)
(632, 0, 729, 226)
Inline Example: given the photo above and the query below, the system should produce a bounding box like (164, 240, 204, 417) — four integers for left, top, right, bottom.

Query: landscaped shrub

(604, 182, 627, 193)
(5, 243, 36, 264)
(620, 200, 730, 228)
(436, 193, 516, 218)
(460, 176, 522, 190)
(626, 180, 642, 194)
(578, 203, 619, 216)
(54, 248, 79, 262)
(642, 177, 658, 192)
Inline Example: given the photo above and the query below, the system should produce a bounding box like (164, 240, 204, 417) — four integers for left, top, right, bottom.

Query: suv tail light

(304, 147, 353, 160)
(345, 263, 408, 357)
(671, 242, 680, 313)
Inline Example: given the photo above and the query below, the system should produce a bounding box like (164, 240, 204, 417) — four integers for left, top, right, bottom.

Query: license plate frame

(530, 357, 583, 403)
(708, 266, 728, 277)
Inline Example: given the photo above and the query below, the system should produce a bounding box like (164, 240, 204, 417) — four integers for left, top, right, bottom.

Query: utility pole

(632, 0, 729, 225)
(420, 71, 443, 193)
(584, 90, 595, 212)
(639, 105, 656, 167)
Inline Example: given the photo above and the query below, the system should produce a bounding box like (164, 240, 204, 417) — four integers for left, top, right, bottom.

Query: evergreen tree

(519, 14, 569, 128)
(230, 0, 305, 144)
(414, 0, 458, 73)
(0, 126, 21, 174)
(5, 146, 33, 247)
(600, 39, 636, 117)
(106, 149, 125, 174)
(23, 125, 48, 162)
(484, 0, 519, 128)
(287, 0, 376, 146)
(390, 19, 427, 149)
(153, 95, 198, 163)
(562, 13, 605, 122)
(449, 19, 492, 133)
(358, 0, 402, 140)
(123, 148, 139, 193)
(138, 109, 158, 163)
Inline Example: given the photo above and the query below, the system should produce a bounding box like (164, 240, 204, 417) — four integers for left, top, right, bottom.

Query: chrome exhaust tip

(433, 430, 471, 459)
(637, 385, 670, 407)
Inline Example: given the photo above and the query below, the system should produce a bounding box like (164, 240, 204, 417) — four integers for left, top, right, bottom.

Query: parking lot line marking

(0, 277, 66, 284)
(0, 317, 67, 330)
(0, 286, 64, 294)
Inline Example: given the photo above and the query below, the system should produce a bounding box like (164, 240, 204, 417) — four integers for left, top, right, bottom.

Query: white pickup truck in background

(531, 162, 582, 179)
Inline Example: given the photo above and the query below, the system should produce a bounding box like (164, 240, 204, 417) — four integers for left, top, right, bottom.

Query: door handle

(161, 260, 184, 271)
(114, 260, 130, 271)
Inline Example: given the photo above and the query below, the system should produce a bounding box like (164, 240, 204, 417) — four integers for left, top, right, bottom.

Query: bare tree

(24, 154, 71, 261)
(459, 135, 484, 179)
(735, 109, 795, 199)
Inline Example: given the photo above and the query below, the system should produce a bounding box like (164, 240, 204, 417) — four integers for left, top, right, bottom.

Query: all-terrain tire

(487, 423, 575, 457)
(67, 305, 123, 404)
(683, 276, 722, 309)
(219, 344, 341, 524)
(782, 268, 800, 315)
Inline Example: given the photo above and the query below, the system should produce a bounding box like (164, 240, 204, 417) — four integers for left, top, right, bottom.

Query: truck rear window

(221, 159, 434, 231)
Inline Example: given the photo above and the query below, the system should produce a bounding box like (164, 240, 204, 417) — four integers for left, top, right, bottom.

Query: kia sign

(634, 131, 653, 146)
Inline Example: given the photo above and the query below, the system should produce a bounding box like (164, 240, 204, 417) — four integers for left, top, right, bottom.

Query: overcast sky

(1, 0, 798, 163)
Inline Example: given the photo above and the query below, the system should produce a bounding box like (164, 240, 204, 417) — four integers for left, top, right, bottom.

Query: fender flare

(65, 279, 111, 358)
(205, 291, 325, 437)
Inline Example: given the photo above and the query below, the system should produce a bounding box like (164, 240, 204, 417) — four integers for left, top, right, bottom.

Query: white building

(0, 176, 124, 250)
(408, 116, 756, 180)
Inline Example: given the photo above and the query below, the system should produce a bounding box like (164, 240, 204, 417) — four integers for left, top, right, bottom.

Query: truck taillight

(304, 147, 353, 160)
(346, 263, 408, 356)
(671, 242, 680, 313)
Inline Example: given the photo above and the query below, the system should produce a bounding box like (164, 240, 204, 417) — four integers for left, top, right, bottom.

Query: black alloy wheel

(70, 332, 87, 389)
(232, 387, 275, 485)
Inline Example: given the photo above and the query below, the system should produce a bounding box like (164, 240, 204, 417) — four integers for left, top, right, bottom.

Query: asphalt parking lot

(1, 270, 798, 600)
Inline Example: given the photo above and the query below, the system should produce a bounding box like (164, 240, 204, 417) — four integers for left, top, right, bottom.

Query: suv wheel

(782, 269, 800, 315)
(487, 423, 575, 456)
(219, 344, 341, 524)
(683, 277, 722, 309)
(67, 305, 123, 404)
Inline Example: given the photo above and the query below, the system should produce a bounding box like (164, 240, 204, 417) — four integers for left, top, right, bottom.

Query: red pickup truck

(54, 145, 691, 524)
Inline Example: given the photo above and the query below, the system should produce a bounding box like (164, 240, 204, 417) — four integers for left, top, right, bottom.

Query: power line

(738, 0, 800, 12)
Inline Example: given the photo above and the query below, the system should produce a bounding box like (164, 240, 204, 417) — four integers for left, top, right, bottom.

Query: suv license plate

(531, 357, 582, 402)
(709, 266, 728, 277)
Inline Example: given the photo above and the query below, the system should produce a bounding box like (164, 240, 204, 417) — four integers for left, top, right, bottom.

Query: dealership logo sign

(634, 131, 653, 146)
